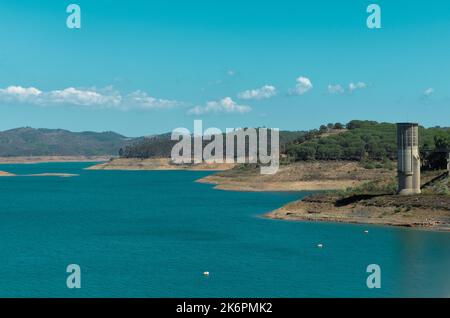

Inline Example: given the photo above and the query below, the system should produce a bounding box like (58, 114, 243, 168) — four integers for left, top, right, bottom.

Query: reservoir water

(0, 162, 449, 297)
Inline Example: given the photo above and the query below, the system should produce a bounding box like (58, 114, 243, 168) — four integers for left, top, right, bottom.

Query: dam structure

(397, 123, 421, 195)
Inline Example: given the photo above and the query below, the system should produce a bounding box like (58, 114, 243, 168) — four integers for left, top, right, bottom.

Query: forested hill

(0, 127, 135, 156)
(120, 120, 450, 165)
(118, 130, 307, 158)
(285, 120, 450, 162)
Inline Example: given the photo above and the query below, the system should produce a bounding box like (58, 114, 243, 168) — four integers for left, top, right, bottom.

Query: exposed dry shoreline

(197, 161, 395, 192)
(197, 179, 359, 192)
(0, 171, 78, 177)
(23, 173, 79, 177)
(0, 170, 15, 177)
(0, 156, 111, 164)
(266, 193, 450, 231)
(86, 158, 236, 171)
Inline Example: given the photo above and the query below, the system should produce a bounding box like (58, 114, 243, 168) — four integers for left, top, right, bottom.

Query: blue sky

(0, 0, 449, 136)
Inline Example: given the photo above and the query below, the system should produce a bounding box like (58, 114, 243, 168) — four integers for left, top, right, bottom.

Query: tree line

(285, 120, 450, 164)
(119, 120, 450, 169)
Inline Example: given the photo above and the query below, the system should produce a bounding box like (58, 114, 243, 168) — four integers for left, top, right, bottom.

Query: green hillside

(285, 120, 450, 162)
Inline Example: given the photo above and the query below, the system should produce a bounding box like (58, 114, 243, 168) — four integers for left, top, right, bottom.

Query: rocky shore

(266, 193, 450, 231)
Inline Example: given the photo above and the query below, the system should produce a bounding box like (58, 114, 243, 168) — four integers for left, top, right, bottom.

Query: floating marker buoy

(317, 244, 323, 248)
(203, 271, 210, 277)
(364, 230, 369, 234)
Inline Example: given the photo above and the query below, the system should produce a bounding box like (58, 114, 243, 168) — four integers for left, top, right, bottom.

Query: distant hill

(0, 127, 135, 156)
(119, 130, 307, 159)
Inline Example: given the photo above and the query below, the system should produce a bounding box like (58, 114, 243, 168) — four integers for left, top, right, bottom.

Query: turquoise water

(0, 162, 449, 297)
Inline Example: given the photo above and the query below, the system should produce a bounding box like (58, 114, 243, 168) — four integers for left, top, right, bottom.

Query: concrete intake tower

(397, 123, 421, 195)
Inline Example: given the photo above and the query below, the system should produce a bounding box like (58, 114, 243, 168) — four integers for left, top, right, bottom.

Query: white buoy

(203, 271, 210, 277)
(364, 230, 369, 234)
(317, 244, 323, 248)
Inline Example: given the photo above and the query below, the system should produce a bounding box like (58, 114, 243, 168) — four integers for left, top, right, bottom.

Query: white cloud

(0, 85, 121, 107)
(348, 82, 367, 92)
(327, 84, 345, 94)
(238, 85, 277, 100)
(327, 82, 368, 95)
(0, 86, 42, 102)
(126, 90, 182, 110)
(0, 85, 182, 111)
(48, 87, 122, 107)
(188, 97, 251, 115)
(289, 76, 313, 95)
(423, 88, 434, 97)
